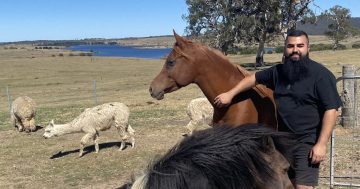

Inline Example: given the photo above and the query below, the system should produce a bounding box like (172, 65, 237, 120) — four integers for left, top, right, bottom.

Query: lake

(67, 45, 172, 59)
(68, 45, 274, 59)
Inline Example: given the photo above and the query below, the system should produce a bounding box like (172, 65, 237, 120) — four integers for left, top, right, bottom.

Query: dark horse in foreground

(125, 124, 294, 189)
(149, 31, 277, 128)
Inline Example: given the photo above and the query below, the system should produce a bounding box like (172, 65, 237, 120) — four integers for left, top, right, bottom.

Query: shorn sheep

(185, 97, 213, 134)
(11, 96, 37, 132)
(43, 102, 135, 157)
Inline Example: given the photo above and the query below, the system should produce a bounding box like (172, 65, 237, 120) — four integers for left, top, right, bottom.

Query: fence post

(93, 80, 97, 105)
(341, 65, 356, 128)
(330, 130, 335, 188)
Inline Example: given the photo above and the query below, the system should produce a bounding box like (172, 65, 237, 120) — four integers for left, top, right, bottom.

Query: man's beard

(281, 52, 310, 84)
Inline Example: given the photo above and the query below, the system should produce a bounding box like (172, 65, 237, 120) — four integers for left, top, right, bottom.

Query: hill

(297, 17, 360, 35)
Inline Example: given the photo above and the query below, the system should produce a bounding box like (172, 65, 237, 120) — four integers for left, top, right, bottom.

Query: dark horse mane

(138, 124, 295, 189)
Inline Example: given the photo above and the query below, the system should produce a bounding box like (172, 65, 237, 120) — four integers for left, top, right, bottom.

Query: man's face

(284, 35, 309, 61)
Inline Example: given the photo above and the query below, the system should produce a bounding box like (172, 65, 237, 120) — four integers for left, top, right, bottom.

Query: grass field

(1, 37, 360, 188)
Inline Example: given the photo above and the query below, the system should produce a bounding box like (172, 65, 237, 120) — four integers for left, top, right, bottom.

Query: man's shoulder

(308, 59, 334, 75)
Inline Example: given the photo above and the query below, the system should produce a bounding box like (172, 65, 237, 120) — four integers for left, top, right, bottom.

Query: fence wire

(319, 73, 360, 188)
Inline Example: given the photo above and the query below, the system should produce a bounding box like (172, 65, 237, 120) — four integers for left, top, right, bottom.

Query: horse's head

(258, 136, 294, 189)
(149, 31, 199, 100)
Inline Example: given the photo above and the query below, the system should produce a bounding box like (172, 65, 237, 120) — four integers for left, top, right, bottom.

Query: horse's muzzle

(149, 87, 164, 100)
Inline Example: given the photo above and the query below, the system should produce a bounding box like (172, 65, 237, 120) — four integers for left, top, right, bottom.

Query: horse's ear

(50, 119, 54, 126)
(173, 30, 187, 48)
(264, 136, 276, 151)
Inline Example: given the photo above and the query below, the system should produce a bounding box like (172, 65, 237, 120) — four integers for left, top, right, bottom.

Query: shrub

(352, 43, 360, 49)
(274, 46, 284, 53)
(336, 44, 346, 50)
(58, 53, 64, 57)
(309, 44, 332, 51)
(239, 47, 257, 55)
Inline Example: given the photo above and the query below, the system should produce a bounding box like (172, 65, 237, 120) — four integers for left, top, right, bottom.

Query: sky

(0, 0, 359, 43)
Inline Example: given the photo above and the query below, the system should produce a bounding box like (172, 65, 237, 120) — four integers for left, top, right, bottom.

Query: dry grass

(1, 37, 360, 188)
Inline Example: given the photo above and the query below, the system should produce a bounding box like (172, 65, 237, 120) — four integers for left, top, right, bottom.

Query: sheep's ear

(50, 119, 54, 126)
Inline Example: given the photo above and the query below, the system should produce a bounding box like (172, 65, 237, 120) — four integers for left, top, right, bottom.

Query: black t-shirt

(255, 59, 342, 143)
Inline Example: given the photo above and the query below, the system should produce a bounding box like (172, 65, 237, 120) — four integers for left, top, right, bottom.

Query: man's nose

(293, 46, 298, 53)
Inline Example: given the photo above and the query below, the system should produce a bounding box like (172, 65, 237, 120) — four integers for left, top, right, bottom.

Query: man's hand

(309, 143, 327, 164)
(214, 92, 233, 108)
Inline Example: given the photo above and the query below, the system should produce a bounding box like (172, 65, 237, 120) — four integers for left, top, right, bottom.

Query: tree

(184, 0, 241, 54)
(183, 0, 315, 66)
(321, 5, 355, 50)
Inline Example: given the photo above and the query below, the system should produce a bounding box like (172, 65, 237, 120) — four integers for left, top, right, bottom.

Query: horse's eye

(283, 167, 289, 174)
(166, 60, 176, 67)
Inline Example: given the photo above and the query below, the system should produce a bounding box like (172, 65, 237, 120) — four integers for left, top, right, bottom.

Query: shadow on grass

(116, 182, 132, 189)
(35, 125, 43, 131)
(49, 141, 133, 159)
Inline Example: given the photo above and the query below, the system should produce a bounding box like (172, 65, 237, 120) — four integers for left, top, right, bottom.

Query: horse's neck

(195, 61, 244, 101)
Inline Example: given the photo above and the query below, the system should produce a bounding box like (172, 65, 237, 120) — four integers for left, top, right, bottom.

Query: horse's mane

(143, 124, 295, 189)
(197, 44, 232, 65)
(173, 40, 232, 66)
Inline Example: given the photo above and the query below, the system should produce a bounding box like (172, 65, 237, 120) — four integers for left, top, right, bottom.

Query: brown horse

(149, 31, 277, 128)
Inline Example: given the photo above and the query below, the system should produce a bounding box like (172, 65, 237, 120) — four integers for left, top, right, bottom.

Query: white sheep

(43, 102, 135, 157)
(11, 96, 37, 132)
(185, 97, 214, 135)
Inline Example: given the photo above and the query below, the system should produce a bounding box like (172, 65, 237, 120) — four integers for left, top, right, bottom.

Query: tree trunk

(333, 39, 339, 51)
(255, 32, 267, 67)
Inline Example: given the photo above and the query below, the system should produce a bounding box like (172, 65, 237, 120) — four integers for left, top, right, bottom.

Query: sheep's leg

(116, 125, 128, 151)
(79, 133, 95, 157)
(11, 114, 16, 128)
(118, 129, 126, 151)
(127, 124, 135, 148)
(185, 120, 198, 135)
(17, 119, 24, 132)
(94, 132, 100, 153)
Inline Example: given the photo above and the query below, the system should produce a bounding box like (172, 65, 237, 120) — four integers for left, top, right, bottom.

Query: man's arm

(310, 109, 339, 164)
(214, 73, 256, 107)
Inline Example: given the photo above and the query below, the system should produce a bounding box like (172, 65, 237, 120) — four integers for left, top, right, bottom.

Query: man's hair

(286, 30, 309, 44)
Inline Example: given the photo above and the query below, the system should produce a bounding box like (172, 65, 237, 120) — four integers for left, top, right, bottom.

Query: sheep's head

(23, 118, 36, 133)
(43, 120, 57, 138)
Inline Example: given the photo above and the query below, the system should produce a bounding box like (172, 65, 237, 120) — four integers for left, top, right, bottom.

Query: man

(214, 30, 341, 189)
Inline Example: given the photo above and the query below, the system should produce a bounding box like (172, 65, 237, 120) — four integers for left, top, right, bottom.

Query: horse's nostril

(149, 87, 152, 94)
